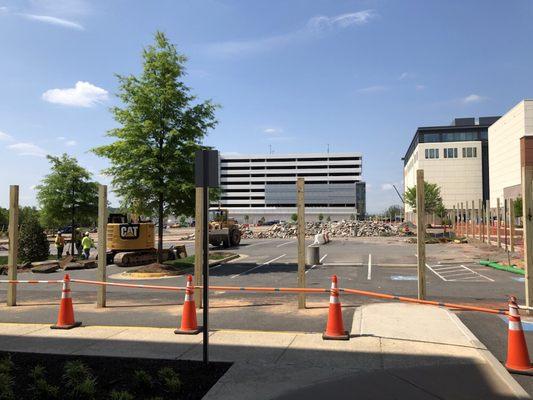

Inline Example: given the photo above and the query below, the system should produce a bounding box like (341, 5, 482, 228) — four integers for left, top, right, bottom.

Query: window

(423, 133, 440, 143)
(443, 148, 458, 158)
(425, 148, 439, 159)
(462, 147, 477, 158)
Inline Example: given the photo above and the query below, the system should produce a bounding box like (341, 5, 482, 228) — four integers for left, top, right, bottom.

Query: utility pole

(416, 170, 426, 300)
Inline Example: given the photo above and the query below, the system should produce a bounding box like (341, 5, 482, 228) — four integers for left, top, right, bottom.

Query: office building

(217, 152, 365, 223)
(489, 100, 533, 206)
(403, 116, 500, 219)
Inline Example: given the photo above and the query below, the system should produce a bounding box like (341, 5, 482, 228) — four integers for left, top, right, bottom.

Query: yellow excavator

(208, 208, 242, 248)
(106, 214, 176, 267)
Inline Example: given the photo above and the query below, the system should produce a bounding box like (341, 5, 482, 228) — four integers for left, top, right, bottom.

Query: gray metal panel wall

(265, 183, 356, 205)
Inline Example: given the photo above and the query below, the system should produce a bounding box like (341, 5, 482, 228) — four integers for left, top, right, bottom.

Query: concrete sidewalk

(0, 303, 528, 399)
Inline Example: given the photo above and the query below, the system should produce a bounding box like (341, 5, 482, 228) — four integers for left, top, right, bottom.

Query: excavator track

(113, 249, 175, 267)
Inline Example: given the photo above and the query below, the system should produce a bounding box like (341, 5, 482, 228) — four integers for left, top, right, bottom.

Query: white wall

(489, 100, 533, 207)
(404, 141, 483, 213)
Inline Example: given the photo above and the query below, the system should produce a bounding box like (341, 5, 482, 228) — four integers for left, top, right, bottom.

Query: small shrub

(109, 391, 134, 400)
(28, 365, 59, 400)
(132, 369, 153, 394)
(18, 216, 49, 263)
(158, 367, 182, 395)
(0, 355, 14, 374)
(290, 213, 298, 222)
(63, 360, 97, 400)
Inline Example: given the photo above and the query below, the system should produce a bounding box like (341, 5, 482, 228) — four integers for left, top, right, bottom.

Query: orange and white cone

(175, 275, 202, 335)
(323, 275, 349, 340)
(506, 296, 533, 374)
(51, 274, 81, 329)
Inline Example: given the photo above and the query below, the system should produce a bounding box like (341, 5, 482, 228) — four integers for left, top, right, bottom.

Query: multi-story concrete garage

(403, 116, 500, 220)
(217, 153, 365, 223)
(489, 100, 533, 206)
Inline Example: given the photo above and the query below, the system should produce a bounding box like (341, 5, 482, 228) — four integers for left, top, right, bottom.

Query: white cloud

(21, 14, 83, 30)
(7, 142, 47, 157)
(0, 130, 13, 141)
(308, 10, 377, 31)
(56, 136, 66, 140)
(263, 128, 283, 135)
(0, 6, 8, 13)
(65, 140, 77, 147)
(42, 81, 108, 107)
(462, 94, 487, 104)
(357, 85, 388, 94)
(207, 10, 377, 56)
(381, 183, 394, 191)
(415, 84, 426, 91)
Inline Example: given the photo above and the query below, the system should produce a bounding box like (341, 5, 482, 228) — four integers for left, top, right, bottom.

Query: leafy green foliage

(36, 154, 98, 229)
(62, 360, 97, 400)
(132, 369, 153, 395)
(326, 216, 331, 222)
(290, 213, 298, 222)
(28, 365, 59, 400)
(317, 213, 324, 222)
(515, 197, 523, 218)
(404, 181, 444, 214)
(0, 208, 8, 231)
(157, 367, 181, 395)
(18, 213, 49, 263)
(92, 32, 217, 262)
(109, 391, 134, 400)
(384, 205, 402, 219)
(0, 355, 14, 400)
(349, 213, 355, 220)
(244, 215, 249, 223)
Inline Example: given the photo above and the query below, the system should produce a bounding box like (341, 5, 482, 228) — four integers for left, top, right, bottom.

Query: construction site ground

(1, 236, 533, 395)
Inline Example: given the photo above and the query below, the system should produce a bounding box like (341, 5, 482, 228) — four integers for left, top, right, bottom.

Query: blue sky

(0, 0, 532, 213)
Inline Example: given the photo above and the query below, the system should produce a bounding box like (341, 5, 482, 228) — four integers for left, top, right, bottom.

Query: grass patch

(0, 256, 7, 265)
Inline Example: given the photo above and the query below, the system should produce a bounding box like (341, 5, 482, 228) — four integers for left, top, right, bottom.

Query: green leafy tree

(244, 215, 250, 224)
(434, 203, 450, 232)
(404, 181, 443, 214)
(19, 207, 41, 227)
(326, 215, 331, 222)
(93, 32, 217, 263)
(514, 197, 523, 218)
(317, 213, 324, 222)
(290, 213, 298, 222)
(385, 205, 402, 221)
(18, 213, 49, 263)
(0, 207, 8, 231)
(349, 213, 355, 221)
(179, 215, 187, 226)
(36, 154, 98, 256)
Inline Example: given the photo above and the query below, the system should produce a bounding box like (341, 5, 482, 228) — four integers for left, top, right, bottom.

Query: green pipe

(479, 260, 524, 275)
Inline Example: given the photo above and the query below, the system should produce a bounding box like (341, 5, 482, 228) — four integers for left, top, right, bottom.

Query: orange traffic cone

(51, 274, 81, 329)
(175, 275, 202, 335)
(323, 275, 349, 340)
(506, 296, 533, 374)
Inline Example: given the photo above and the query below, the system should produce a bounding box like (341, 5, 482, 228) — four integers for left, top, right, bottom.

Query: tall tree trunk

(157, 192, 164, 264)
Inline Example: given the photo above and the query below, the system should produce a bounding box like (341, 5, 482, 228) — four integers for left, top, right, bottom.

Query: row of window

(221, 164, 359, 171)
(424, 147, 477, 159)
(221, 180, 358, 185)
(218, 203, 357, 208)
(221, 157, 361, 163)
(221, 173, 361, 178)
(421, 131, 487, 143)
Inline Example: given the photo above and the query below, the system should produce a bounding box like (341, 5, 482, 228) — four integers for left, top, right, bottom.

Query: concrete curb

(446, 310, 530, 399)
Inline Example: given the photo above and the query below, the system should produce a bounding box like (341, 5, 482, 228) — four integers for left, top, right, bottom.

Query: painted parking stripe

(305, 254, 329, 274)
(367, 254, 372, 280)
(276, 241, 294, 248)
(426, 263, 494, 282)
(243, 241, 267, 248)
(230, 254, 286, 278)
(319, 254, 328, 263)
(391, 275, 418, 281)
(513, 277, 526, 282)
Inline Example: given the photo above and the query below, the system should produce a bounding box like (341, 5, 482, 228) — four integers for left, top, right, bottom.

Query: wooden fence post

(416, 170, 426, 300)
(496, 198, 501, 248)
(97, 184, 107, 308)
(194, 187, 204, 308)
(297, 178, 306, 309)
(510, 198, 515, 253)
(7, 185, 19, 307)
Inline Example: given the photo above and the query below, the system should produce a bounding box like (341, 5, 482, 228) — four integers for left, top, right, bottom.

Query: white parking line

(244, 241, 267, 248)
(426, 263, 494, 282)
(320, 254, 328, 263)
(306, 254, 328, 275)
(367, 254, 372, 280)
(276, 241, 294, 248)
(230, 254, 286, 279)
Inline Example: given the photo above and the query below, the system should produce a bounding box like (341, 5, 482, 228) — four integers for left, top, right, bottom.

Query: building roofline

(221, 152, 362, 159)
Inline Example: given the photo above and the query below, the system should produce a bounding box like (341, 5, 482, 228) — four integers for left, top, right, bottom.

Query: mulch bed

(0, 350, 231, 399)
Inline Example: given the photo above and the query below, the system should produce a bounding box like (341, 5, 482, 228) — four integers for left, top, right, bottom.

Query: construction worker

(54, 231, 65, 260)
(81, 232, 93, 260)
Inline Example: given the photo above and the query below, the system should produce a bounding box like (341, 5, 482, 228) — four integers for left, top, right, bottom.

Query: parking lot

(0, 237, 525, 330)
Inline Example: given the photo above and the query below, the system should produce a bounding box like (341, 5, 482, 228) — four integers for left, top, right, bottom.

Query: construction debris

(242, 221, 414, 239)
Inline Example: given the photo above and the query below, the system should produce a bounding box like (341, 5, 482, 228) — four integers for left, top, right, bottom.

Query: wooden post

(466, 201, 470, 237)
(479, 199, 483, 242)
(297, 178, 306, 309)
(486, 200, 491, 245)
(522, 163, 533, 310)
(7, 185, 19, 307)
(416, 170, 426, 300)
(504, 199, 509, 252)
(510, 198, 515, 252)
(97, 185, 107, 308)
(471, 200, 475, 239)
(452, 205, 456, 232)
(496, 198, 501, 248)
(194, 187, 204, 308)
